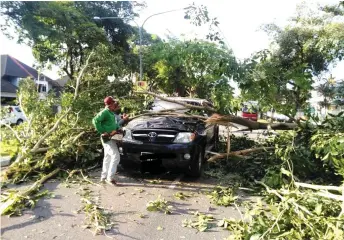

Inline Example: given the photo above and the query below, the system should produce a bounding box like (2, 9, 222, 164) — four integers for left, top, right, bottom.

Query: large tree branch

(134, 90, 217, 112)
(0, 168, 60, 215)
(31, 108, 71, 152)
(206, 114, 297, 130)
(208, 147, 275, 162)
(1, 123, 22, 143)
(31, 147, 50, 153)
(133, 91, 298, 130)
(129, 111, 208, 121)
(74, 52, 94, 101)
(295, 182, 343, 192)
(28, 52, 93, 153)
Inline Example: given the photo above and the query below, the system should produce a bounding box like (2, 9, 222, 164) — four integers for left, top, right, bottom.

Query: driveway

(0, 166, 256, 240)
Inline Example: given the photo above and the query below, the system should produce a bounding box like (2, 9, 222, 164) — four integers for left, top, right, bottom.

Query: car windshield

(242, 106, 257, 113)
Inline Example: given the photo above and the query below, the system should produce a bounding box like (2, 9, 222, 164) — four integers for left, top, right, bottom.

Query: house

(1, 54, 63, 104)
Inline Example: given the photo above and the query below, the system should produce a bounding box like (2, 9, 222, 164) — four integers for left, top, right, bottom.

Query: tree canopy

(237, 2, 344, 116)
(143, 39, 237, 100)
(0, 1, 140, 79)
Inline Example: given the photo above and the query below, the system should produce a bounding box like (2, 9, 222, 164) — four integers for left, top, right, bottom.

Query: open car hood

(126, 116, 199, 131)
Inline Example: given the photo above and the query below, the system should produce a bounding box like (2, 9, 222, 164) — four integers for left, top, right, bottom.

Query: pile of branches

(204, 112, 344, 239)
(1, 54, 99, 184)
(222, 181, 344, 240)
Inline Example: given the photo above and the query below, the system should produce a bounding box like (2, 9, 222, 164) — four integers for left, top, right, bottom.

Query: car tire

(16, 119, 23, 125)
(187, 146, 205, 178)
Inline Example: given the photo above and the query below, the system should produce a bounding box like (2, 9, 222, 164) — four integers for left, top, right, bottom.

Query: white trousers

(101, 139, 120, 181)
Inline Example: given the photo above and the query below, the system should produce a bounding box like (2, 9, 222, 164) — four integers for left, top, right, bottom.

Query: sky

(0, 0, 343, 81)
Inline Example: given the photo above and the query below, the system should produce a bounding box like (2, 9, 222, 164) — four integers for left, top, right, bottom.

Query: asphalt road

(0, 166, 259, 240)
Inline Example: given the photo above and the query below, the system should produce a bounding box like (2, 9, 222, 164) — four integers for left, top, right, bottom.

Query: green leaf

(315, 204, 322, 216)
(281, 167, 292, 176)
(250, 234, 262, 240)
(199, 226, 208, 232)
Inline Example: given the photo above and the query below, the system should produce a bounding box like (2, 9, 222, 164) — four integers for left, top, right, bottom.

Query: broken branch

(134, 90, 217, 112)
(31, 109, 71, 152)
(295, 182, 343, 192)
(207, 147, 275, 162)
(130, 111, 208, 121)
(1, 123, 22, 143)
(206, 114, 297, 130)
(0, 168, 60, 215)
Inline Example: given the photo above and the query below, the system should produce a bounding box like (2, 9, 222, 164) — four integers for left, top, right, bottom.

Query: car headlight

(123, 129, 132, 139)
(173, 132, 195, 143)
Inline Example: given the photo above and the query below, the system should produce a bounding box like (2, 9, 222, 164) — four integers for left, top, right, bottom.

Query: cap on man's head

(104, 96, 115, 106)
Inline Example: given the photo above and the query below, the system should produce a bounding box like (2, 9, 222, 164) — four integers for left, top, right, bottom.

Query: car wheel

(187, 147, 205, 177)
(16, 119, 23, 125)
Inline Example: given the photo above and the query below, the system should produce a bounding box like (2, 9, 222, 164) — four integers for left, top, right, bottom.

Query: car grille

(131, 129, 178, 143)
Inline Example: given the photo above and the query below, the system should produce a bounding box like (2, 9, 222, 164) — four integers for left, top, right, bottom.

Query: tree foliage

(237, 2, 344, 116)
(143, 39, 238, 113)
(0, 1, 139, 79)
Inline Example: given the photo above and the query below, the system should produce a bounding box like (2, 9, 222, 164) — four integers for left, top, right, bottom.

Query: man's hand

(122, 113, 129, 121)
(110, 130, 117, 136)
(101, 132, 109, 137)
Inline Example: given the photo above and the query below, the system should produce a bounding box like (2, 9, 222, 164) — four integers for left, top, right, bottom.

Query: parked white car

(266, 111, 290, 122)
(0, 106, 26, 125)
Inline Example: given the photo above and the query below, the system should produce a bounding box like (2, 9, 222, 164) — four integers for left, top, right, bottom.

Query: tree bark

(134, 90, 217, 112)
(206, 114, 297, 130)
(207, 147, 275, 162)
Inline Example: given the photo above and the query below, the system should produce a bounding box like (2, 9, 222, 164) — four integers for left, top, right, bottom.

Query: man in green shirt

(92, 96, 121, 185)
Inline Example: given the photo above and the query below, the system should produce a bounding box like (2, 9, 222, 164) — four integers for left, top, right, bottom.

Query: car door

(6, 107, 16, 124)
(14, 107, 25, 121)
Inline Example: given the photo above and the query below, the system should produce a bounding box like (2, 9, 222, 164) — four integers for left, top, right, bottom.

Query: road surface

(1, 167, 258, 240)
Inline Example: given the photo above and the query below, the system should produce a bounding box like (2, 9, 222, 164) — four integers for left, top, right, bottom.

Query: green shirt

(92, 108, 119, 135)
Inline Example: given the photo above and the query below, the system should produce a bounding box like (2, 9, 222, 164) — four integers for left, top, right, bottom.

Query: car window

(15, 107, 22, 112)
(242, 106, 257, 113)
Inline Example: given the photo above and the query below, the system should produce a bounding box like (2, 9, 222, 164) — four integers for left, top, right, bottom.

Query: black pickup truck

(118, 98, 219, 177)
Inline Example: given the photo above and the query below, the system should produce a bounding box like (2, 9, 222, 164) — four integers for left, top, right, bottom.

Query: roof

(56, 75, 69, 88)
(1, 55, 59, 87)
(1, 79, 17, 93)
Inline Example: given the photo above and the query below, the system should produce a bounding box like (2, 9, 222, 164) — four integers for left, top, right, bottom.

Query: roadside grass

(0, 139, 19, 157)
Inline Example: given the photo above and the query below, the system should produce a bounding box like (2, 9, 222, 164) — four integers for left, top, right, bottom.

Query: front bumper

(120, 140, 199, 169)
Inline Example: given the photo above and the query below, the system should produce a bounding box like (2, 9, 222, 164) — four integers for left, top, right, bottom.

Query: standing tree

(144, 39, 238, 102)
(317, 78, 337, 114)
(237, 2, 344, 117)
(0, 1, 139, 80)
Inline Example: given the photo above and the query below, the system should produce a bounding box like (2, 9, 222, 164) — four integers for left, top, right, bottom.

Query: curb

(0, 156, 11, 167)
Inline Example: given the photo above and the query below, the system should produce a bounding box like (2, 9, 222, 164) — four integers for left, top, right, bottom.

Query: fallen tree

(1, 58, 342, 229)
(134, 90, 298, 130)
(207, 147, 275, 162)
